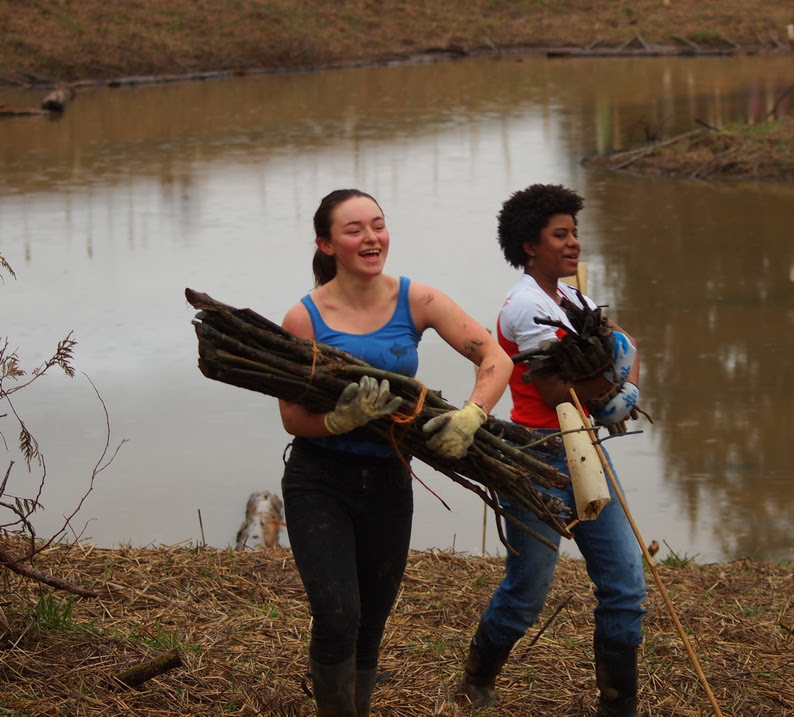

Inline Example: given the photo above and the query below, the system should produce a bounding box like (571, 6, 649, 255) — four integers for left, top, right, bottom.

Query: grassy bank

(1, 0, 793, 85)
(1, 542, 792, 715)
(583, 118, 794, 183)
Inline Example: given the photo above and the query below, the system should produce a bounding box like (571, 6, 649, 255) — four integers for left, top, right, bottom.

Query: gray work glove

(324, 376, 403, 435)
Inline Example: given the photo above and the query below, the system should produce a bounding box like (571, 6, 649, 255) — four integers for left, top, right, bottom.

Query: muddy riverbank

(1, 0, 792, 86)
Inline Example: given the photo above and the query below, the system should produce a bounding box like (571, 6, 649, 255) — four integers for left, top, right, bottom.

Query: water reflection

(2, 55, 791, 193)
(582, 174, 794, 561)
(1, 54, 792, 562)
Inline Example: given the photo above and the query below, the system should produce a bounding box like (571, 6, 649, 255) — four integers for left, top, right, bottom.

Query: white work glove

(324, 376, 403, 435)
(422, 402, 487, 459)
(591, 382, 639, 426)
(608, 330, 636, 385)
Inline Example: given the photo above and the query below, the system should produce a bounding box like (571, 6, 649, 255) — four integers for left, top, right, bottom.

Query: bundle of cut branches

(185, 288, 572, 551)
(512, 289, 614, 383)
(510, 289, 650, 434)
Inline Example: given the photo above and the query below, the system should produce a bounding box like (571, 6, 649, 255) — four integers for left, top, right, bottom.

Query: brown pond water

(1, 53, 792, 563)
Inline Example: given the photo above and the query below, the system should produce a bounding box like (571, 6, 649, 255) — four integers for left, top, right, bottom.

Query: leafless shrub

(0, 254, 124, 596)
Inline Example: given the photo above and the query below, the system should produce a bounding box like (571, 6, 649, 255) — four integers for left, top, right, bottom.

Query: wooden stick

(186, 288, 575, 547)
(114, 649, 183, 687)
(613, 129, 704, 169)
(0, 547, 98, 598)
(481, 501, 487, 555)
(568, 389, 725, 717)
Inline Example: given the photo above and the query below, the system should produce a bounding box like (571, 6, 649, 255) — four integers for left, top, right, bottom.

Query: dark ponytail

(312, 188, 380, 286)
(312, 250, 337, 287)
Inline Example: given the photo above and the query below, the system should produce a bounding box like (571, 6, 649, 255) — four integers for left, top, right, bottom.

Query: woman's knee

(310, 608, 360, 662)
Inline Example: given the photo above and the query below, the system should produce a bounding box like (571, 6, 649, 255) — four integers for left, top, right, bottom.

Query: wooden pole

(114, 649, 183, 687)
(560, 261, 588, 295)
(481, 501, 487, 555)
(568, 389, 724, 717)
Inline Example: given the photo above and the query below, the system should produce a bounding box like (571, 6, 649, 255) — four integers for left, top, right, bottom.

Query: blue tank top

(301, 276, 422, 457)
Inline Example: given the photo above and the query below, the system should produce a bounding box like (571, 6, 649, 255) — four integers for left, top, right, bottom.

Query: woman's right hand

(324, 376, 403, 435)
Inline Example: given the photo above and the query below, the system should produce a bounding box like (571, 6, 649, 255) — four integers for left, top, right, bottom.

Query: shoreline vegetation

(582, 118, 794, 183)
(1, 541, 792, 715)
(1, 0, 793, 87)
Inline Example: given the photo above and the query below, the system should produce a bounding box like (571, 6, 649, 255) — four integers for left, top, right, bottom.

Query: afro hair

(497, 184, 585, 269)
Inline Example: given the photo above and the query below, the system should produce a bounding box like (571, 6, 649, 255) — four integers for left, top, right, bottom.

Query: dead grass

(0, 0, 792, 85)
(583, 118, 794, 183)
(1, 539, 792, 715)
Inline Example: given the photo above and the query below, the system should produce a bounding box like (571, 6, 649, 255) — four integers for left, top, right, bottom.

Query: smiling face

(316, 195, 389, 278)
(523, 212, 580, 281)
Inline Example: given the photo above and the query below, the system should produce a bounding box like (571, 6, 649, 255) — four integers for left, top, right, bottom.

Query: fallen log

(114, 649, 183, 688)
(0, 83, 77, 118)
(185, 288, 573, 551)
(0, 546, 98, 598)
(0, 106, 50, 117)
(41, 84, 75, 112)
(235, 491, 284, 549)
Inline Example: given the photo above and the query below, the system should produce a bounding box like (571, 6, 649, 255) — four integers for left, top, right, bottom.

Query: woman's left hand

(590, 381, 639, 426)
(423, 402, 487, 459)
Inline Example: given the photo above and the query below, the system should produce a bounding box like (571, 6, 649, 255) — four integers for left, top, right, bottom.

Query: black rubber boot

(458, 627, 513, 707)
(310, 656, 357, 716)
(594, 636, 640, 717)
(354, 668, 377, 716)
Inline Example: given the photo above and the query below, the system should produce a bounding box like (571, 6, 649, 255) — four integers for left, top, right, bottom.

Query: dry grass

(0, 0, 792, 85)
(1, 539, 792, 715)
(583, 118, 794, 183)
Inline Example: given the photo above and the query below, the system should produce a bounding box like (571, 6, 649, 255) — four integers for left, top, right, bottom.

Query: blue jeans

(479, 434, 647, 649)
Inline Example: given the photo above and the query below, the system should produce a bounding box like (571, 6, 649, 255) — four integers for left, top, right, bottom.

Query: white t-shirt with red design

(497, 274, 598, 428)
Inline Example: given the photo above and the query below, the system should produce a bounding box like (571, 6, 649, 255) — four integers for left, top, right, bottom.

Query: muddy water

(0, 54, 791, 563)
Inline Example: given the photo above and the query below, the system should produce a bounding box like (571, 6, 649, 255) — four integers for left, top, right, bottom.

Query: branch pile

(511, 289, 650, 434)
(185, 289, 572, 551)
(512, 290, 614, 382)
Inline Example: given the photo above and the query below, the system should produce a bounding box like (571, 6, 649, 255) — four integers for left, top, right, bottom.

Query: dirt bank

(583, 118, 794, 183)
(1, 0, 792, 85)
(1, 542, 792, 715)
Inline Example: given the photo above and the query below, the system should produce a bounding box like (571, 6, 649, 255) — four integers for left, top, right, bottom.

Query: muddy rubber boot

(310, 656, 357, 716)
(354, 668, 378, 716)
(594, 636, 640, 717)
(457, 628, 513, 707)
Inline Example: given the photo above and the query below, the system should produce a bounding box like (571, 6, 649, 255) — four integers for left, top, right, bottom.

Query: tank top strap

(300, 277, 414, 341)
(396, 275, 411, 317)
(299, 293, 329, 338)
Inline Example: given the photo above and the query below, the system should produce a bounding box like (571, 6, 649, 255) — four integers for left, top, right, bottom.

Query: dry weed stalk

(1, 256, 124, 596)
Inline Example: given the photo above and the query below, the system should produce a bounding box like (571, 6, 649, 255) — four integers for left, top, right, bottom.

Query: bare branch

(0, 461, 12, 499)
(0, 254, 15, 281)
(0, 545, 98, 598)
(0, 331, 123, 590)
(26, 373, 125, 559)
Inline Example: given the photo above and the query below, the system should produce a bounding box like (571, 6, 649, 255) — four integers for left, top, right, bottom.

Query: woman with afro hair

(458, 184, 647, 717)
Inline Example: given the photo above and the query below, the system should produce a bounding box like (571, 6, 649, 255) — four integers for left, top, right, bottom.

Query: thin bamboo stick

(568, 389, 725, 717)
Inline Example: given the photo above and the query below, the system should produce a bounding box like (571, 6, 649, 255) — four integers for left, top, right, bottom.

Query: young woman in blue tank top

(279, 189, 513, 716)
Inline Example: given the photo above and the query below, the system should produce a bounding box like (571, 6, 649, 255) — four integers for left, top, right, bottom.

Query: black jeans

(282, 438, 413, 669)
